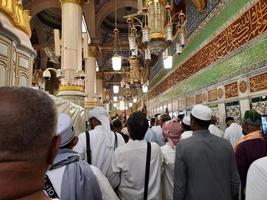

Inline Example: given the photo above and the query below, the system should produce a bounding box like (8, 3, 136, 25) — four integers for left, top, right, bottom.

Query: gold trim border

(84, 101, 98, 107)
(0, 0, 31, 36)
(60, 0, 81, 5)
(58, 85, 85, 92)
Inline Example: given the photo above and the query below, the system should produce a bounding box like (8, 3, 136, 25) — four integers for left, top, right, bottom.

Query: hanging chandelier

(125, 0, 186, 57)
(112, 0, 122, 71)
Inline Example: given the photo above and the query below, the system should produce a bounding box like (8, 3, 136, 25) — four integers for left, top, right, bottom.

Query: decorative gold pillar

(84, 45, 98, 108)
(57, 0, 85, 105)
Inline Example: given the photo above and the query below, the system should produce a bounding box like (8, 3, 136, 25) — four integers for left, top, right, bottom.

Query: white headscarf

(89, 107, 111, 131)
(89, 107, 113, 148)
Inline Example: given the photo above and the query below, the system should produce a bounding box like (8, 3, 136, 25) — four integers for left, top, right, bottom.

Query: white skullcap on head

(191, 104, 212, 121)
(89, 107, 110, 131)
(57, 113, 75, 147)
(182, 116, 191, 126)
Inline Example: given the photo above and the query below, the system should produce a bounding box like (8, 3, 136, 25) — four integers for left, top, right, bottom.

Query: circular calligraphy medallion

(239, 81, 247, 93)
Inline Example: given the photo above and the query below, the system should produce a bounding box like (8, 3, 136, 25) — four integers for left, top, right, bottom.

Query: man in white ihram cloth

(74, 107, 125, 176)
(46, 113, 119, 200)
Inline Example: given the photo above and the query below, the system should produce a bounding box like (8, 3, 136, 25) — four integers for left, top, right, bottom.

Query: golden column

(84, 45, 98, 108)
(57, 0, 85, 105)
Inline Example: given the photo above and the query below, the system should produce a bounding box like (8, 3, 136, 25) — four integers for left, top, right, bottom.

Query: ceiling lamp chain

(124, 0, 187, 60)
(112, 0, 122, 71)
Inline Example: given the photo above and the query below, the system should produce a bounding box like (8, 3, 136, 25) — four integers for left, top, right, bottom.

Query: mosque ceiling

(22, 0, 211, 93)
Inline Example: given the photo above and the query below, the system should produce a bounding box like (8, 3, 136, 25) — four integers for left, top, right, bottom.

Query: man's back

(108, 140, 162, 200)
(174, 130, 240, 200)
(235, 138, 267, 188)
(74, 125, 125, 176)
(46, 151, 118, 200)
(246, 156, 267, 200)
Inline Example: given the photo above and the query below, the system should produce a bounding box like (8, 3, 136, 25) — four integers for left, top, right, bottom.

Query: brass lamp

(125, 0, 187, 57)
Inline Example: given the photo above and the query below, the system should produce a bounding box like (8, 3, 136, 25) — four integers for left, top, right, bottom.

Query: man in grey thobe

(173, 104, 240, 200)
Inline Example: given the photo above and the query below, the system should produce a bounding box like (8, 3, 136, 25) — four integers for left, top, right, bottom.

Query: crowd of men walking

(0, 87, 267, 200)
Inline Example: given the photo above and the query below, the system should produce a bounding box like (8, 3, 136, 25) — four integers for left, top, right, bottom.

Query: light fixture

(133, 97, 137, 103)
(176, 42, 182, 54)
(163, 48, 173, 69)
(112, 0, 122, 71)
(129, 102, 133, 107)
(113, 96, 118, 102)
(112, 52, 122, 71)
(142, 84, 148, 93)
(163, 56, 173, 69)
(125, 1, 186, 56)
(113, 85, 120, 94)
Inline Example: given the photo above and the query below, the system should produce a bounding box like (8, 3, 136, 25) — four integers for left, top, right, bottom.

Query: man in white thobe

(208, 116, 224, 137)
(161, 119, 184, 200)
(224, 117, 243, 146)
(246, 156, 267, 200)
(46, 113, 118, 200)
(74, 107, 125, 176)
(108, 111, 162, 200)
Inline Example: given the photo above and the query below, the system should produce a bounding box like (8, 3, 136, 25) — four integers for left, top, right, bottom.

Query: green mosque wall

(153, 34, 267, 103)
(150, 0, 254, 89)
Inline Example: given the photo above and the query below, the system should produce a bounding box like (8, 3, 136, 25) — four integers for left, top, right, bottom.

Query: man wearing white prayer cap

(181, 116, 193, 140)
(174, 104, 240, 200)
(46, 113, 119, 200)
(74, 107, 125, 176)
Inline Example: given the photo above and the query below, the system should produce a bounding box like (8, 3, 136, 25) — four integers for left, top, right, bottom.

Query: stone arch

(95, 0, 137, 36)
(18, 72, 29, 86)
(30, 0, 61, 17)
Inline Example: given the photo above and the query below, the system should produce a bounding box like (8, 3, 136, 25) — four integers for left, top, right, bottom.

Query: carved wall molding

(250, 72, 267, 92)
(225, 82, 238, 99)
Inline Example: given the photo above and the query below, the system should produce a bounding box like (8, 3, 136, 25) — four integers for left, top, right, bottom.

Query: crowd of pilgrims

(1, 87, 267, 200)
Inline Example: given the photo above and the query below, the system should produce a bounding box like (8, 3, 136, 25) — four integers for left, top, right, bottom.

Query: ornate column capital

(60, 0, 81, 5)
(88, 45, 99, 58)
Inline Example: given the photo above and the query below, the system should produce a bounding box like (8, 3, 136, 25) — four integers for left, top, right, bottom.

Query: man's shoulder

(250, 156, 267, 172)
(239, 138, 267, 149)
(179, 131, 231, 148)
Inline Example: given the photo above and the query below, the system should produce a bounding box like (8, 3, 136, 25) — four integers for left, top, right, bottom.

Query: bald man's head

(0, 87, 57, 161)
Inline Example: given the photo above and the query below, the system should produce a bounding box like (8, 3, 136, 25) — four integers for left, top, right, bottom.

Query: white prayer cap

(57, 113, 75, 147)
(182, 116, 191, 126)
(191, 104, 212, 121)
(89, 106, 110, 131)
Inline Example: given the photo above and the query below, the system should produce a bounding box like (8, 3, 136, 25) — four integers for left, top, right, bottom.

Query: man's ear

(47, 135, 61, 165)
(70, 136, 79, 148)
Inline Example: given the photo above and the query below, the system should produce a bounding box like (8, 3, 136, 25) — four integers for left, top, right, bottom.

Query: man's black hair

(191, 115, 211, 129)
(113, 119, 123, 128)
(225, 117, 234, 123)
(127, 111, 149, 140)
(161, 114, 171, 124)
